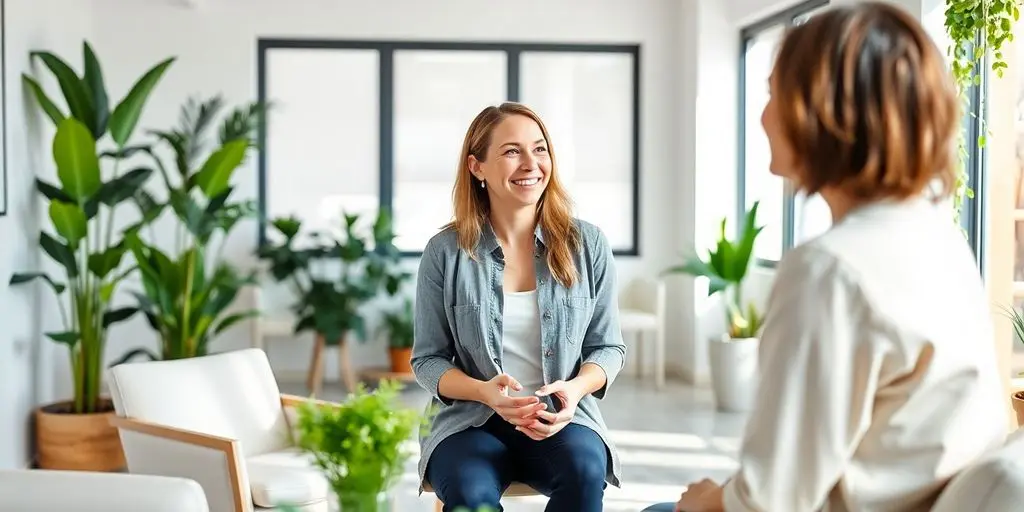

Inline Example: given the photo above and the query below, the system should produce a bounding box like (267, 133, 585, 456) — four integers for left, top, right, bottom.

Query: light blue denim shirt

(411, 218, 627, 491)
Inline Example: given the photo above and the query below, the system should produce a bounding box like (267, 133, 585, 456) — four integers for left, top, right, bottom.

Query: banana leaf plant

(257, 211, 411, 345)
(113, 96, 266, 364)
(662, 201, 765, 339)
(8, 42, 173, 414)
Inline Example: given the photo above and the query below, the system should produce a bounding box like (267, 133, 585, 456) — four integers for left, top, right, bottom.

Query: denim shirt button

(544, 349, 553, 357)
(543, 310, 552, 320)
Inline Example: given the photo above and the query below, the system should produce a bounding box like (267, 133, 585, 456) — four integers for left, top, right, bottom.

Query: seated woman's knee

(559, 450, 607, 490)
(435, 476, 502, 508)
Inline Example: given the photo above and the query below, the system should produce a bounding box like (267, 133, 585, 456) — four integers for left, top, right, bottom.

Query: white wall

(0, 0, 94, 469)
(81, 0, 689, 383)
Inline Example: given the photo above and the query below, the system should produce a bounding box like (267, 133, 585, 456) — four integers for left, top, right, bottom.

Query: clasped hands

(479, 373, 581, 440)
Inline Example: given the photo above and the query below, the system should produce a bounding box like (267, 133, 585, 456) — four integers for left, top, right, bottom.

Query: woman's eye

(535, 146, 548, 153)
(504, 148, 520, 156)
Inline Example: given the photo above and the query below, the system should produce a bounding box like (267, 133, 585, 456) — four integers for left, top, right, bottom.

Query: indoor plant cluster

(663, 201, 764, 412)
(257, 211, 414, 373)
(9, 43, 266, 471)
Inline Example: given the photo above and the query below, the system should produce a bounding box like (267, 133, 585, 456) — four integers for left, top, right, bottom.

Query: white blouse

(722, 198, 1009, 512)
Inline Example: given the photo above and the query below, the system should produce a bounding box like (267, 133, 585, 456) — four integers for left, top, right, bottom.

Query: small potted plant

(291, 380, 434, 512)
(1004, 304, 1024, 424)
(662, 201, 765, 412)
(380, 298, 414, 374)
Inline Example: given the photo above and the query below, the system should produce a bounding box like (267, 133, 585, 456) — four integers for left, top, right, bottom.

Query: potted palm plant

(113, 95, 265, 363)
(663, 201, 765, 412)
(1005, 305, 1024, 425)
(291, 380, 434, 512)
(380, 298, 414, 374)
(8, 42, 173, 470)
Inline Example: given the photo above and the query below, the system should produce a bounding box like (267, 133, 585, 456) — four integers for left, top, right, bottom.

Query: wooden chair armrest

(109, 416, 236, 453)
(280, 393, 342, 409)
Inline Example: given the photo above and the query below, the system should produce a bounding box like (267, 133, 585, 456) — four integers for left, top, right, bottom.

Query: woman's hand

(478, 373, 548, 427)
(515, 379, 584, 441)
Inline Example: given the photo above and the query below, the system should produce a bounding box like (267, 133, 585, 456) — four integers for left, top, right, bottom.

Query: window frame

(255, 39, 642, 258)
(736, 1, 987, 269)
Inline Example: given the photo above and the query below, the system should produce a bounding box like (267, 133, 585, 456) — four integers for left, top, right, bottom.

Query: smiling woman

(410, 102, 627, 512)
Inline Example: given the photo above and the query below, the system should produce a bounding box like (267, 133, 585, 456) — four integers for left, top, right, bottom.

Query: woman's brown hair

(771, 1, 960, 201)
(446, 102, 581, 288)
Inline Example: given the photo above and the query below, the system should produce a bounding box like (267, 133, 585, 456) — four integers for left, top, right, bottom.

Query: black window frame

(736, 1, 987, 270)
(255, 39, 642, 258)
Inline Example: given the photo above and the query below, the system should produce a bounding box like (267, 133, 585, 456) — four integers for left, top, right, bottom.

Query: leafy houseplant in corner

(663, 201, 765, 413)
(257, 211, 410, 391)
(1005, 304, 1024, 425)
(114, 95, 265, 364)
(292, 380, 434, 512)
(380, 298, 414, 374)
(9, 42, 173, 470)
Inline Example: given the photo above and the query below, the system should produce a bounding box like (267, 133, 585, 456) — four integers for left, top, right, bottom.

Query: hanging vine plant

(944, 0, 1019, 227)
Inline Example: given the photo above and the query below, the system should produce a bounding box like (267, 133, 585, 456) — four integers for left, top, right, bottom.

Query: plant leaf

(52, 117, 101, 201)
(48, 200, 88, 249)
(193, 139, 248, 198)
(109, 347, 159, 366)
(45, 331, 80, 347)
(103, 307, 138, 328)
(109, 57, 175, 147)
(31, 51, 94, 127)
(91, 166, 153, 207)
(40, 232, 78, 277)
(35, 178, 74, 203)
(213, 310, 260, 336)
(22, 74, 65, 125)
(82, 41, 110, 138)
(9, 272, 67, 295)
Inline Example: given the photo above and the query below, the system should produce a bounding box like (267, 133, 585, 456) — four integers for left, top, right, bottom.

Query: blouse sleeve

(722, 246, 884, 512)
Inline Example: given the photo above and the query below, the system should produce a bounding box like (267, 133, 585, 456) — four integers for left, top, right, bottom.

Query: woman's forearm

(569, 362, 608, 399)
(437, 368, 486, 403)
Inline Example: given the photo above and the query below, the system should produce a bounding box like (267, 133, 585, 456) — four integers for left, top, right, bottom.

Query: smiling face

(468, 114, 551, 210)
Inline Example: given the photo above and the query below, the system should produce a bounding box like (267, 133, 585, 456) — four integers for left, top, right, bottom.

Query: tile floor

(282, 376, 749, 512)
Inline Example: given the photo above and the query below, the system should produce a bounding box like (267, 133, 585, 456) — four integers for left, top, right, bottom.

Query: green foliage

(292, 380, 434, 503)
(380, 298, 414, 349)
(113, 96, 265, 364)
(10, 42, 172, 414)
(944, 0, 1020, 228)
(257, 212, 410, 345)
(1004, 304, 1024, 346)
(662, 201, 764, 339)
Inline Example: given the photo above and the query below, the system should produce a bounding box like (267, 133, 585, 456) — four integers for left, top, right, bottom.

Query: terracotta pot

(36, 398, 126, 471)
(1012, 391, 1024, 427)
(389, 347, 413, 374)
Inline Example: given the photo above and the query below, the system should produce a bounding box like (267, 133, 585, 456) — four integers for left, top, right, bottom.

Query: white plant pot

(708, 336, 759, 413)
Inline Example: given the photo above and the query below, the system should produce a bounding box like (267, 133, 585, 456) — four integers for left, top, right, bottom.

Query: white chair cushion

(108, 348, 293, 457)
(932, 428, 1024, 512)
(620, 310, 658, 331)
(247, 448, 329, 507)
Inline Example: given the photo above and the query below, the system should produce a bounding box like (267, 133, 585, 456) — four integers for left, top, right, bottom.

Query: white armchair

(107, 348, 332, 512)
(0, 469, 209, 512)
(619, 277, 667, 388)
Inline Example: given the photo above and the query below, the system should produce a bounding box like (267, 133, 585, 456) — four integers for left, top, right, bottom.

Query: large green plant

(9, 43, 173, 414)
(292, 380, 434, 511)
(257, 211, 410, 345)
(944, 0, 1020, 227)
(115, 96, 266, 363)
(663, 201, 765, 339)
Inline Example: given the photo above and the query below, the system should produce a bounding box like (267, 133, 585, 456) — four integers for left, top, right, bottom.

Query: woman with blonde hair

(646, 3, 1006, 511)
(411, 102, 626, 511)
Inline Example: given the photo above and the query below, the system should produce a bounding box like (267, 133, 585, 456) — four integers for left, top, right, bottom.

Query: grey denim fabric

(411, 218, 627, 492)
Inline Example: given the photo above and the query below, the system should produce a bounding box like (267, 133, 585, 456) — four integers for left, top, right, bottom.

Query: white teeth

(512, 178, 540, 186)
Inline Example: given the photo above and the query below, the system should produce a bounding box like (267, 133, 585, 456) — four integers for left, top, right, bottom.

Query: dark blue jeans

(425, 414, 609, 512)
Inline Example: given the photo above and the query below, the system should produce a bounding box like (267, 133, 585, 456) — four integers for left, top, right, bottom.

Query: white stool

(619, 277, 667, 388)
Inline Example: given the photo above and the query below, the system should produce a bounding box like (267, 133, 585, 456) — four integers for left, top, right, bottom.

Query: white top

(723, 198, 1008, 512)
(501, 289, 545, 397)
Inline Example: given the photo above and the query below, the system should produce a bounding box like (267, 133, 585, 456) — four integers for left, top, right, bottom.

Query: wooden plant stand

(306, 333, 358, 395)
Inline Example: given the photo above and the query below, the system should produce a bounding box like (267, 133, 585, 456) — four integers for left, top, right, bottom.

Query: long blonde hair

(446, 102, 581, 288)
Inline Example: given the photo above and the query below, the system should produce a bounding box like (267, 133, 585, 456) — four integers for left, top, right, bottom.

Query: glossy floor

(280, 376, 748, 512)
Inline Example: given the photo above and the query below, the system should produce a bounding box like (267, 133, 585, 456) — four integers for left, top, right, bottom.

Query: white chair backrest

(620, 277, 666, 317)
(107, 348, 292, 457)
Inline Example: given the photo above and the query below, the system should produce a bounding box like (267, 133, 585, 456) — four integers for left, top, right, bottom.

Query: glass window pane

(743, 26, 785, 261)
(264, 49, 380, 241)
(519, 52, 636, 252)
(392, 50, 507, 252)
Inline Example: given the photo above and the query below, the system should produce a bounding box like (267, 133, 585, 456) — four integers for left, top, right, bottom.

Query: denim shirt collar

(478, 218, 546, 256)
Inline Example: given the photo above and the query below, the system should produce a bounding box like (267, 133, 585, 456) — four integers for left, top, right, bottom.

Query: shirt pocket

(562, 296, 593, 344)
(452, 304, 486, 351)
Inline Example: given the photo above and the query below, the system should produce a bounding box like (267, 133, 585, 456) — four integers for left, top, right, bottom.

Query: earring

(480, 180, 486, 189)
